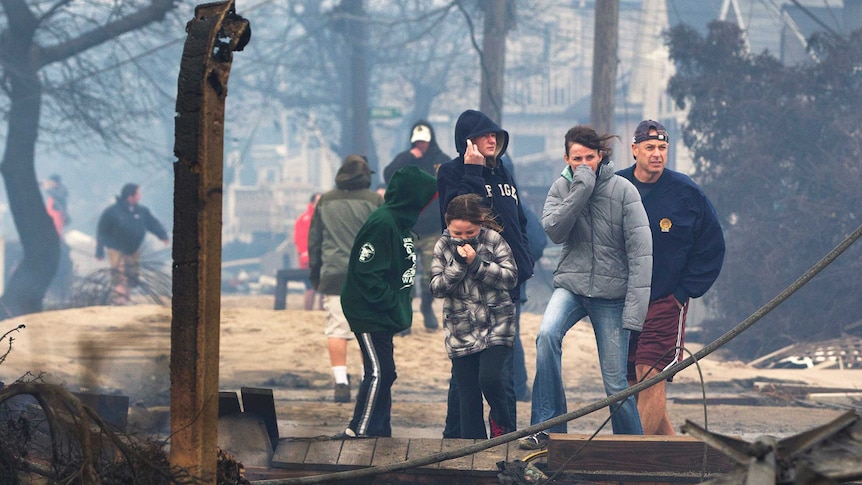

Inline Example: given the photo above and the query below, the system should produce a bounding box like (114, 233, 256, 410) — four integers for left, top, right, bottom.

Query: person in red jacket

(294, 192, 322, 310)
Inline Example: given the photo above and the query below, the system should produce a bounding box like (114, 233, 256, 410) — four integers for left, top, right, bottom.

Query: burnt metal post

(171, 1, 249, 481)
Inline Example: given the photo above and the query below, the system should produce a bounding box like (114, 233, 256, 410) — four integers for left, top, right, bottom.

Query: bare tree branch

(38, 0, 179, 66)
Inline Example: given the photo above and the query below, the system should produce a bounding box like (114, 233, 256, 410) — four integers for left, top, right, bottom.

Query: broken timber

(682, 410, 862, 484)
(171, 1, 249, 483)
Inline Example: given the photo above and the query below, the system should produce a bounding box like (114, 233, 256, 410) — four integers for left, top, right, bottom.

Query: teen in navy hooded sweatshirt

(436, 109, 534, 437)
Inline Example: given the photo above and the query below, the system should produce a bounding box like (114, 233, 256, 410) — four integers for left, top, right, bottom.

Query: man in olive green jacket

(308, 155, 382, 403)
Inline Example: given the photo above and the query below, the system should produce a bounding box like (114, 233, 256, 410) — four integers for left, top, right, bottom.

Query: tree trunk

(0, 26, 59, 319)
(479, 0, 509, 124)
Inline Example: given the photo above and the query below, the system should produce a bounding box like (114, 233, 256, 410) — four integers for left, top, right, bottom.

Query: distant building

(223, 112, 337, 248)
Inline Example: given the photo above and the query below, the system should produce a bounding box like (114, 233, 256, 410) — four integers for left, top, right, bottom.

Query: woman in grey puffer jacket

(522, 126, 651, 449)
(544, 152, 652, 333)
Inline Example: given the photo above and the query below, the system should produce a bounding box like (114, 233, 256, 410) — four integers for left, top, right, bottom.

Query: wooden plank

(438, 438, 475, 470)
(747, 343, 797, 367)
(337, 438, 376, 466)
(260, 438, 514, 485)
(304, 440, 344, 465)
(371, 437, 409, 466)
(406, 438, 442, 469)
(471, 441, 509, 471)
(547, 433, 735, 474)
(242, 466, 329, 481)
(754, 382, 862, 395)
(271, 440, 309, 467)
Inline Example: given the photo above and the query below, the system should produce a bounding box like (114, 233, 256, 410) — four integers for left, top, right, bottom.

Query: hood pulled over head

(453, 110, 509, 159)
(335, 155, 373, 190)
(384, 165, 437, 229)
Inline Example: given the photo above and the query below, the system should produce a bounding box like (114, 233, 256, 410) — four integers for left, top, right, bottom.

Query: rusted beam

(171, 1, 249, 482)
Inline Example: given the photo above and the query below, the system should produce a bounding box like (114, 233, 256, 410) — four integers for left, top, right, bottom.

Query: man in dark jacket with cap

(383, 121, 450, 331)
(436, 109, 534, 437)
(618, 119, 725, 435)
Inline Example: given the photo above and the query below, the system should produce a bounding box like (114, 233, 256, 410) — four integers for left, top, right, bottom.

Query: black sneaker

(334, 382, 350, 403)
(518, 431, 549, 450)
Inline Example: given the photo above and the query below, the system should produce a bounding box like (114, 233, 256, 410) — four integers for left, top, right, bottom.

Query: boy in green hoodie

(334, 165, 438, 438)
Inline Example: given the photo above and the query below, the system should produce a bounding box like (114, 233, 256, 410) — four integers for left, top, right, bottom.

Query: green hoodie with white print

(340, 165, 437, 334)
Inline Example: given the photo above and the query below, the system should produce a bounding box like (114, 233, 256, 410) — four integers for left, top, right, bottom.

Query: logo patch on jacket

(358, 242, 375, 262)
(659, 217, 672, 233)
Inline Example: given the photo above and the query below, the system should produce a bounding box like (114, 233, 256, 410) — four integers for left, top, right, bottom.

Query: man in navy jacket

(96, 183, 170, 304)
(618, 120, 726, 435)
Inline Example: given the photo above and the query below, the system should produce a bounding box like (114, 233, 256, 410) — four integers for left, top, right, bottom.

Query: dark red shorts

(627, 294, 688, 382)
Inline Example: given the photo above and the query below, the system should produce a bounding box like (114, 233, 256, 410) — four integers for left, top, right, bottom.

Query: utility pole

(590, 0, 619, 135)
(479, 0, 509, 124)
(339, 0, 373, 171)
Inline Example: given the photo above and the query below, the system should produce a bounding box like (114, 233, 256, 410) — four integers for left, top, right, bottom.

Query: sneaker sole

(518, 435, 549, 450)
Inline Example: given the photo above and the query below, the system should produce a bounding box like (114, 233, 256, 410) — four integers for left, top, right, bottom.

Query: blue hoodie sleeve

(675, 195, 726, 302)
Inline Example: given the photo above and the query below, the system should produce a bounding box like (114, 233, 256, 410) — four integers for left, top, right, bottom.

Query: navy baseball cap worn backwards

(633, 120, 669, 144)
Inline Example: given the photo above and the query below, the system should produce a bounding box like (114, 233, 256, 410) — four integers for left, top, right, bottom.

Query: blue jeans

(530, 288, 642, 435)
